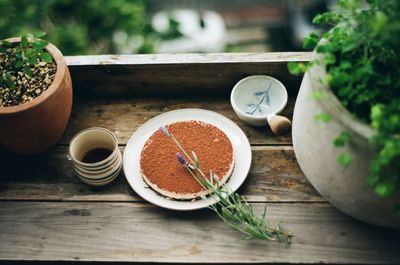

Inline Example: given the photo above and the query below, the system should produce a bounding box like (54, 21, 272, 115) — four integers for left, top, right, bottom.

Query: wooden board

(66, 53, 310, 96)
(0, 202, 399, 264)
(0, 146, 321, 203)
(2, 53, 397, 264)
(62, 96, 294, 146)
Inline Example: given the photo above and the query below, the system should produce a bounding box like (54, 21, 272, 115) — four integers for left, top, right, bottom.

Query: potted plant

(0, 33, 72, 155)
(288, 0, 400, 228)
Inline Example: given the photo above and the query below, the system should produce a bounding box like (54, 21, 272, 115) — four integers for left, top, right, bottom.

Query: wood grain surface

(62, 96, 294, 146)
(1, 53, 398, 264)
(0, 146, 321, 203)
(66, 53, 310, 96)
(0, 202, 399, 264)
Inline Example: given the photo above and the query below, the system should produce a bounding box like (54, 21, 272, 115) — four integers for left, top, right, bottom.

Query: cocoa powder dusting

(140, 121, 234, 195)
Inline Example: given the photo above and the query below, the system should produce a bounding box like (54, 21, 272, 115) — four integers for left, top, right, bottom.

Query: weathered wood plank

(66, 53, 309, 96)
(0, 201, 399, 264)
(62, 96, 294, 146)
(0, 146, 321, 203)
(66, 53, 311, 66)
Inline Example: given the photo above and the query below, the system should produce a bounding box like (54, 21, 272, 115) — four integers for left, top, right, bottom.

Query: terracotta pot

(292, 52, 400, 228)
(0, 38, 72, 155)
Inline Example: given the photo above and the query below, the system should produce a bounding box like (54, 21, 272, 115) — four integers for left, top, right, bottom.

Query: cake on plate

(139, 120, 234, 199)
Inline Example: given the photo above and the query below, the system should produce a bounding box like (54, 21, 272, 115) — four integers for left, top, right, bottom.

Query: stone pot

(292, 53, 400, 228)
(0, 38, 72, 155)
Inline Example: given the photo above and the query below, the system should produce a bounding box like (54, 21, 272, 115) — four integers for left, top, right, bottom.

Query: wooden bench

(1, 53, 399, 264)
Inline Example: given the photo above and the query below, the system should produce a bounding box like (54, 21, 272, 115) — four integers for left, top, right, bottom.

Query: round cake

(140, 120, 234, 199)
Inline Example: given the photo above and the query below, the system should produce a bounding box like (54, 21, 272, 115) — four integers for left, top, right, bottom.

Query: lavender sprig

(161, 126, 293, 243)
(159, 126, 171, 138)
(160, 126, 206, 176)
(176, 152, 189, 167)
(176, 153, 195, 170)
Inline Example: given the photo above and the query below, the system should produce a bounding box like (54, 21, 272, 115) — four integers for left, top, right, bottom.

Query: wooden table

(1, 53, 399, 264)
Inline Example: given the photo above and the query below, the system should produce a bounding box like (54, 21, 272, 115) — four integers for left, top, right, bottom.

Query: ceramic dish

(123, 108, 252, 211)
(231, 75, 288, 126)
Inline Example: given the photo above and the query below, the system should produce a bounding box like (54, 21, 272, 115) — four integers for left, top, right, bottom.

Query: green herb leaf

(303, 32, 319, 49)
(337, 153, 353, 166)
(287, 62, 308, 75)
(314, 112, 331, 123)
(192, 151, 200, 168)
(316, 44, 330, 53)
(312, 14, 324, 25)
(5, 73, 15, 90)
(309, 90, 325, 101)
(25, 49, 35, 58)
(32, 40, 48, 51)
(14, 60, 24, 68)
(371, 104, 383, 130)
(287, 62, 300, 75)
(33, 31, 46, 38)
(28, 56, 37, 65)
(21, 36, 29, 48)
(374, 182, 395, 198)
(333, 131, 351, 147)
(41, 52, 52, 63)
(23, 65, 33, 77)
(324, 53, 336, 65)
(312, 11, 340, 25)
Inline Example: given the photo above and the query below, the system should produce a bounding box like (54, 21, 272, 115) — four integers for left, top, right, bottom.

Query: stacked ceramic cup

(69, 127, 122, 186)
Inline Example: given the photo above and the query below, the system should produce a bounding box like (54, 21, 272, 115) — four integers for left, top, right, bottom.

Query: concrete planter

(292, 53, 400, 228)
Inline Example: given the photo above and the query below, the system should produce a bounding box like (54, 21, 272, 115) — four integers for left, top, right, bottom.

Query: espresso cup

(69, 127, 122, 186)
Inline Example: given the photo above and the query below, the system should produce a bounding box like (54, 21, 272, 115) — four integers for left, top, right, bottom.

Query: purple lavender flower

(176, 152, 189, 168)
(159, 126, 171, 138)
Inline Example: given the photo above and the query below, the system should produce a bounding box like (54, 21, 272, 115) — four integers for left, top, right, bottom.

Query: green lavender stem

(160, 126, 293, 243)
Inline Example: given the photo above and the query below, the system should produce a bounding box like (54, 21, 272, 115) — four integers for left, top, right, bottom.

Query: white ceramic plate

(123, 108, 252, 211)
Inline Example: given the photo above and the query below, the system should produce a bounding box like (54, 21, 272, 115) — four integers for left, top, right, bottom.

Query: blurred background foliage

(0, 0, 154, 55)
(0, 0, 330, 55)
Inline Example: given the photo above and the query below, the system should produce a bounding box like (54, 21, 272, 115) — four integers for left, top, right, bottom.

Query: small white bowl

(230, 75, 288, 126)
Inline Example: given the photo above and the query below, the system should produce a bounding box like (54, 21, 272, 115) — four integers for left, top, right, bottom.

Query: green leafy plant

(1, 33, 55, 106)
(288, 0, 400, 198)
(159, 126, 293, 243)
(0, 0, 151, 55)
(0, 33, 51, 83)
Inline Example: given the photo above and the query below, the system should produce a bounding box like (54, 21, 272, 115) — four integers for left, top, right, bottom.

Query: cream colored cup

(69, 127, 122, 186)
